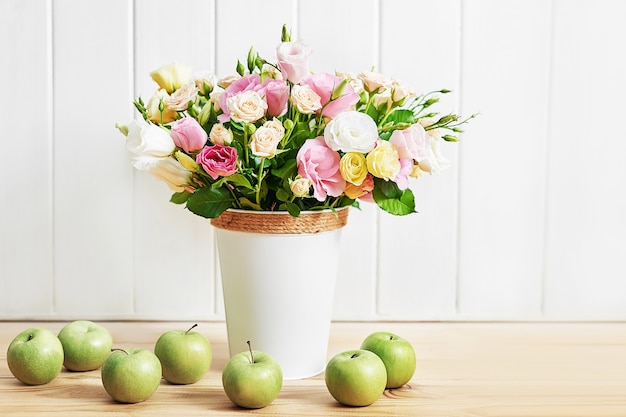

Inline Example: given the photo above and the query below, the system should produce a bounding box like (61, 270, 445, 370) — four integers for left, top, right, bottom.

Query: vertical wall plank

(0, 0, 54, 317)
(133, 0, 218, 320)
(543, 0, 626, 319)
(299, 0, 380, 320)
(456, 0, 552, 319)
(52, 0, 135, 317)
(376, 0, 462, 320)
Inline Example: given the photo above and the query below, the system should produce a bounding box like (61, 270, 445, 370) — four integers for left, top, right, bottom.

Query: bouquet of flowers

(117, 25, 473, 218)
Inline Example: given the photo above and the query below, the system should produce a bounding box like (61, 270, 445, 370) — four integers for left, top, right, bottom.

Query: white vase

(211, 208, 348, 380)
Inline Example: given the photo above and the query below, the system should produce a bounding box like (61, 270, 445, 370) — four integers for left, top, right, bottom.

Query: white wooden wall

(1, 0, 625, 321)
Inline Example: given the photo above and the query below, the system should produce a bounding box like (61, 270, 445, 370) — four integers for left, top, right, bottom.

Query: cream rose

(358, 71, 391, 93)
(366, 140, 401, 181)
(209, 123, 233, 145)
(192, 70, 215, 96)
(339, 152, 368, 186)
(263, 118, 285, 138)
(165, 83, 199, 111)
(324, 110, 378, 153)
(372, 89, 393, 110)
(217, 73, 241, 89)
(290, 84, 322, 114)
(250, 125, 282, 158)
(290, 177, 312, 197)
(227, 90, 267, 123)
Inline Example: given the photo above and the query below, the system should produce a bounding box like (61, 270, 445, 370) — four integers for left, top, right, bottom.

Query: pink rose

(276, 41, 312, 84)
(388, 125, 431, 162)
(296, 137, 345, 201)
(300, 73, 359, 118)
(262, 78, 289, 117)
(170, 117, 208, 153)
(196, 144, 238, 180)
(218, 74, 262, 123)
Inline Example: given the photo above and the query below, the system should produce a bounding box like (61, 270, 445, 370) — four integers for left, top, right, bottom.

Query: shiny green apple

(154, 323, 212, 384)
(57, 320, 113, 371)
(360, 331, 416, 388)
(324, 349, 386, 406)
(7, 327, 64, 385)
(222, 342, 282, 409)
(101, 348, 162, 403)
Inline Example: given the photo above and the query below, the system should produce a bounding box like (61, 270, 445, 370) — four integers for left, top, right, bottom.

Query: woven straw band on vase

(210, 208, 349, 234)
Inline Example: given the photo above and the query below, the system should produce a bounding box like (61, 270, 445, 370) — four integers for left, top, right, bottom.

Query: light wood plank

(52, 0, 135, 317)
(377, 0, 462, 320)
(456, 0, 551, 319)
(543, 0, 626, 320)
(132, 0, 218, 320)
(299, 0, 380, 320)
(1, 321, 625, 416)
(0, 0, 54, 317)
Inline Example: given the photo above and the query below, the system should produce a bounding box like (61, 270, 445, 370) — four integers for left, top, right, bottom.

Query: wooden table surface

(1, 321, 625, 416)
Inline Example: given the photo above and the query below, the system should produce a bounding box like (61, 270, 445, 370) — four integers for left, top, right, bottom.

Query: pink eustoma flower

(170, 117, 208, 153)
(300, 73, 359, 118)
(263, 78, 289, 117)
(196, 144, 238, 180)
(296, 137, 345, 201)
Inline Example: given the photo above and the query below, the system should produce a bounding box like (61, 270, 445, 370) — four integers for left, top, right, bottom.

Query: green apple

(57, 320, 113, 371)
(101, 348, 162, 403)
(221, 341, 282, 409)
(154, 323, 212, 384)
(360, 331, 416, 388)
(324, 349, 386, 407)
(7, 327, 64, 385)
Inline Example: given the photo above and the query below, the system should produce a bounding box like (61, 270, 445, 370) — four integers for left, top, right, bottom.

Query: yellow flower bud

(339, 152, 368, 186)
(175, 151, 198, 172)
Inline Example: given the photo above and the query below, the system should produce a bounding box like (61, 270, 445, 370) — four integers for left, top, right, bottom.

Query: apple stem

(247, 340, 254, 364)
(351, 353, 358, 359)
(111, 348, 129, 355)
(27, 333, 34, 342)
(186, 323, 198, 334)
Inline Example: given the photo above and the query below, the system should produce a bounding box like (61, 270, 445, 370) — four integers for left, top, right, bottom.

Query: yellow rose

(366, 140, 401, 181)
(150, 63, 192, 94)
(340, 152, 368, 186)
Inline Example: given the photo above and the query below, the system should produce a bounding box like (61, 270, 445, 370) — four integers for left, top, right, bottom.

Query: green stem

(255, 158, 266, 207)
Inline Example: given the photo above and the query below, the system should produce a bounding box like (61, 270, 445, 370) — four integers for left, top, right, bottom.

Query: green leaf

(386, 109, 415, 125)
(238, 197, 262, 210)
(284, 201, 300, 217)
(372, 179, 416, 216)
(271, 159, 297, 180)
(224, 173, 254, 190)
(185, 187, 234, 218)
(170, 191, 191, 204)
(276, 188, 290, 202)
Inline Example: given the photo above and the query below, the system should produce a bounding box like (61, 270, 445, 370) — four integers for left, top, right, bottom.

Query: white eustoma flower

(323, 111, 378, 153)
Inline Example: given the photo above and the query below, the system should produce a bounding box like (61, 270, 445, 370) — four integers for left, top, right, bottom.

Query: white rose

(290, 84, 322, 114)
(146, 157, 192, 192)
(209, 123, 233, 145)
(323, 110, 378, 153)
(227, 90, 268, 123)
(126, 119, 175, 164)
(250, 126, 282, 158)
